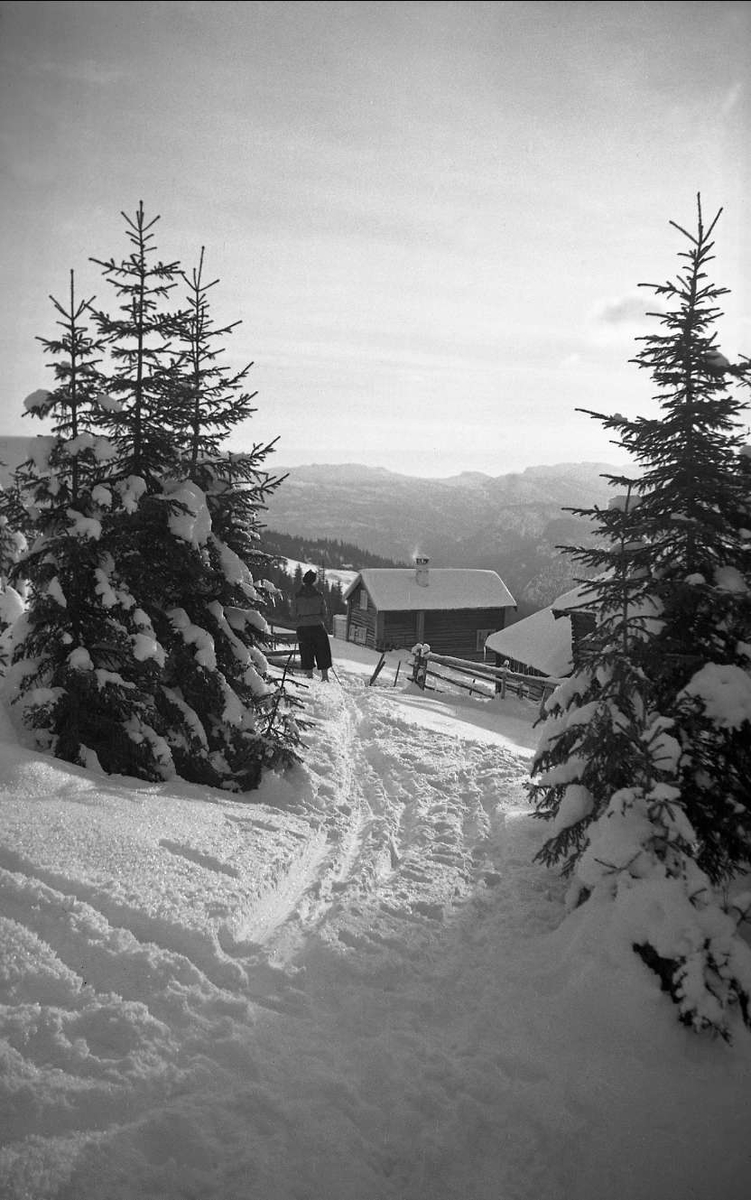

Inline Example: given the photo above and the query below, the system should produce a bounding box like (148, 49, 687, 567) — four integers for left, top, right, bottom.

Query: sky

(1, 0, 750, 478)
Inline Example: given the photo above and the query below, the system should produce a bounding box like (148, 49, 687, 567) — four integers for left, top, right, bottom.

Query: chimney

(415, 555, 429, 587)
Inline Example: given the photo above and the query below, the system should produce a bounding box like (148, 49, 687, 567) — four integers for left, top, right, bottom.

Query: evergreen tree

(4, 274, 170, 777)
(89, 202, 184, 486)
(5, 204, 299, 792)
(168, 249, 299, 786)
(93, 242, 301, 790)
(329, 578, 345, 617)
(0, 462, 29, 609)
(0, 476, 27, 670)
(529, 197, 751, 1038)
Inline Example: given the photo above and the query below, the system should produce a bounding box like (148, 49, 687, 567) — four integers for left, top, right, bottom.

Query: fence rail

(409, 647, 564, 713)
(263, 627, 566, 717)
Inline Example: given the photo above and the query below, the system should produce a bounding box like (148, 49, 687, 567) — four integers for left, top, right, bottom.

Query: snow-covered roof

(550, 582, 599, 614)
(344, 568, 515, 612)
(485, 606, 572, 677)
(484, 584, 593, 677)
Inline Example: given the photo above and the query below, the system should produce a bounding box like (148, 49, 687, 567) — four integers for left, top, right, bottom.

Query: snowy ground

(1, 640, 750, 1200)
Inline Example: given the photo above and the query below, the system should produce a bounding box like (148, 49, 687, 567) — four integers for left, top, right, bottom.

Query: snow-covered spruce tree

(0, 480, 28, 669)
(90, 223, 299, 791)
(529, 197, 751, 1038)
(144, 247, 300, 790)
(0, 460, 29, 599)
(3, 273, 170, 776)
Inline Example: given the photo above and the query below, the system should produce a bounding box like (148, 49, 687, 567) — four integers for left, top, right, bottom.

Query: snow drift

(1, 643, 750, 1200)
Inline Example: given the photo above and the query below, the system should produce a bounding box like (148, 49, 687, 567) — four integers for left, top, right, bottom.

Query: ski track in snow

(276, 676, 534, 962)
(2, 663, 750, 1200)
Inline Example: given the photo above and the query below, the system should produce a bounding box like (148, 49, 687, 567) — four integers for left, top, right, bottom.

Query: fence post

(368, 652, 386, 687)
(496, 661, 508, 699)
(418, 651, 428, 689)
(411, 645, 428, 689)
(410, 649, 420, 685)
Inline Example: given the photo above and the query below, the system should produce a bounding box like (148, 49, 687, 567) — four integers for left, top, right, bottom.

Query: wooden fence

(409, 646, 564, 715)
(264, 628, 565, 717)
(265, 626, 298, 667)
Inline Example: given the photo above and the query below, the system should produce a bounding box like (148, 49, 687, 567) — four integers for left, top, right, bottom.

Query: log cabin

(343, 557, 516, 662)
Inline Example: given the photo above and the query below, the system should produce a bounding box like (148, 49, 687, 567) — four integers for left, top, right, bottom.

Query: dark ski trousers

(297, 624, 332, 671)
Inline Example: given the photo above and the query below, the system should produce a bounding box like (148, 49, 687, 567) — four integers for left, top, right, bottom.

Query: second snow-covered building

(484, 583, 596, 677)
(343, 558, 516, 661)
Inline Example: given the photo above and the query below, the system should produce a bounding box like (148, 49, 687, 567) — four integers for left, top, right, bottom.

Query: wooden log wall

(345, 581, 377, 647)
(423, 606, 506, 662)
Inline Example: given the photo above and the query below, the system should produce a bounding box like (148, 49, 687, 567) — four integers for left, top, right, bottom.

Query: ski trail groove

(258, 683, 384, 960)
(258, 676, 532, 973)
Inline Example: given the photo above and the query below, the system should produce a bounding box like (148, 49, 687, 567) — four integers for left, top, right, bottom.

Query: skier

(291, 570, 333, 682)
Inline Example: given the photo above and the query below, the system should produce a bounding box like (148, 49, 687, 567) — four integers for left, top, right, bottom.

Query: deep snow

(1, 641, 750, 1200)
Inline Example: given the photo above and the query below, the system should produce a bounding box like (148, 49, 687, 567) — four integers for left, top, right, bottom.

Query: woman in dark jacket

(291, 570, 333, 681)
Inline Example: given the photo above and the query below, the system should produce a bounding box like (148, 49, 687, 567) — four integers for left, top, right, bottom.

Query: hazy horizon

(0, 428, 626, 484)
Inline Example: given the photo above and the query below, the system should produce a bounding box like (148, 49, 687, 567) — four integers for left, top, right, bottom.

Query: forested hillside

(262, 461, 617, 617)
(4, 442, 614, 621)
(260, 529, 405, 571)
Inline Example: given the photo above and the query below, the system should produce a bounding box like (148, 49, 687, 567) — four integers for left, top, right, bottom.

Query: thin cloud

(721, 80, 743, 118)
(593, 293, 653, 326)
(37, 57, 125, 87)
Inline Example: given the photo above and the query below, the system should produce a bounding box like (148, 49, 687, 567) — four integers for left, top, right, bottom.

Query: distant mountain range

(0, 437, 622, 619)
(264, 462, 621, 617)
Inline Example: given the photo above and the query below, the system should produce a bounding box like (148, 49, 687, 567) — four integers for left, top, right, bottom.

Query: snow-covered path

(2, 647, 751, 1199)
(262, 670, 532, 958)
